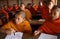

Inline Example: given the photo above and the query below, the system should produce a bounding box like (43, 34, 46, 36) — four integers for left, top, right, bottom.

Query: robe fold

(39, 18, 60, 35)
(23, 9, 32, 20)
(1, 19, 32, 33)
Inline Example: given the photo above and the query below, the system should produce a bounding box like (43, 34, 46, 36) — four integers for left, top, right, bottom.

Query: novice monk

(38, 1, 50, 21)
(20, 3, 32, 20)
(1, 11, 32, 33)
(34, 6, 60, 36)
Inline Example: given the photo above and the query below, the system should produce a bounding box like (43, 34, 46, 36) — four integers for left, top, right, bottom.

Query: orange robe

(39, 18, 60, 35)
(15, 5, 20, 10)
(1, 19, 32, 33)
(23, 9, 32, 20)
(28, 7, 36, 15)
(12, 5, 20, 11)
(7, 6, 13, 11)
(1, 8, 9, 19)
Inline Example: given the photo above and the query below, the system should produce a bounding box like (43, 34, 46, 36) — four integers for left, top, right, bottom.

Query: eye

(18, 18, 20, 20)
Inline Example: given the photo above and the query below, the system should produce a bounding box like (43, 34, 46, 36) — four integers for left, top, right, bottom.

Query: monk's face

(48, 2, 54, 10)
(21, 4, 25, 10)
(51, 10, 60, 20)
(15, 15, 24, 24)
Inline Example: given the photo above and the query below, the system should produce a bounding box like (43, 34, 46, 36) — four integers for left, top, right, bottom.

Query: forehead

(15, 14, 21, 18)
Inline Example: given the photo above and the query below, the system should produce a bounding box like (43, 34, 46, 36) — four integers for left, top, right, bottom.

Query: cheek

(15, 19, 19, 24)
(19, 18, 23, 22)
(55, 13, 59, 18)
(50, 13, 55, 19)
(16, 19, 18, 22)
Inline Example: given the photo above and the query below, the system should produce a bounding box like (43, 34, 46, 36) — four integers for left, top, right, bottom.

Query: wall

(0, 0, 60, 7)
(57, 0, 60, 7)
(0, 0, 38, 6)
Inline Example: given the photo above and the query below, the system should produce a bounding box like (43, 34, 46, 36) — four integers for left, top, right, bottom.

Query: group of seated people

(0, 3, 42, 26)
(0, 0, 60, 39)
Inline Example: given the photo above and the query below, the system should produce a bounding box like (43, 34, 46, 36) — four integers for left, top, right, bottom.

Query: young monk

(34, 6, 60, 36)
(20, 3, 32, 20)
(48, 1, 54, 13)
(38, 1, 50, 21)
(1, 11, 32, 34)
(1, 5, 9, 20)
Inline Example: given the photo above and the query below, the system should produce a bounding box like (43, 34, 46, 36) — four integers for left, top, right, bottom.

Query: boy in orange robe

(20, 3, 32, 20)
(1, 11, 32, 33)
(34, 6, 60, 36)
(38, 1, 50, 21)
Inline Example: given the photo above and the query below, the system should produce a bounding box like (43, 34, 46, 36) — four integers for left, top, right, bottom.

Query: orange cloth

(27, 7, 36, 15)
(1, 9, 9, 19)
(7, 6, 13, 11)
(39, 19, 60, 35)
(12, 5, 20, 11)
(15, 5, 20, 10)
(1, 19, 32, 33)
(33, 5, 38, 11)
(23, 9, 32, 20)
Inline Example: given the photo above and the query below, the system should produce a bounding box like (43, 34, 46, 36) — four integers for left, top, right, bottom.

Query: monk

(33, 4, 38, 11)
(1, 6, 9, 20)
(38, 1, 50, 21)
(15, 4, 20, 10)
(20, 3, 32, 20)
(48, 1, 54, 13)
(7, 6, 13, 12)
(34, 6, 60, 36)
(1, 11, 32, 33)
(26, 3, 35, 15)
(12, 4, 20, 11)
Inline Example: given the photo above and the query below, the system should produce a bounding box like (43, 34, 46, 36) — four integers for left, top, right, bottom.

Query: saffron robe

(23, 9, 32, 20)
(39, 18, 60, 35)
(1, 8, 9, 19)
(1, 19, 32, 33)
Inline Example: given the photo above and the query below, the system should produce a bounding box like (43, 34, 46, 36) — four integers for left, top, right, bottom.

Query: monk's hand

(34, 30, 40, 36)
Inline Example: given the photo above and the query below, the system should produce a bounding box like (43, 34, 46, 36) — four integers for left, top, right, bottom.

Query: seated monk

(13, 4, 20, 11)
(20, 3, 32, 20)
(34, 6, 60, 36)
(7, 6, 13, 12)
(1, 6, 9, 20)
(38, 1, 50, 21)
(15, 4, 20, 10)
(33, 4, 38, 11)
(1, 11, 32, 34)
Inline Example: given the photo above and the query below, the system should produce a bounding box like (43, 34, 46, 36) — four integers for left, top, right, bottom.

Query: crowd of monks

(0, 0, 60, 36)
